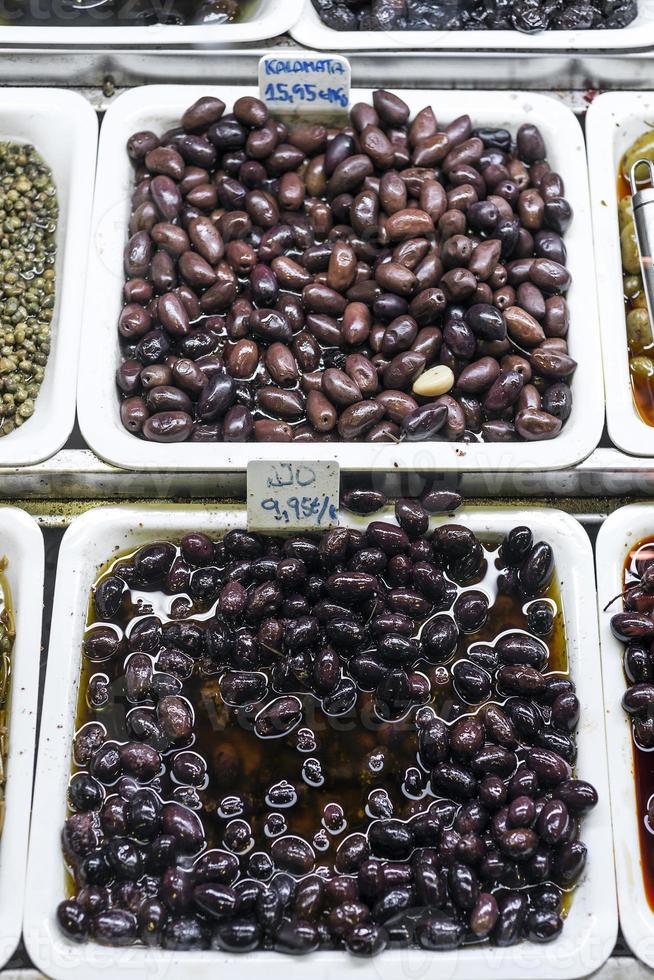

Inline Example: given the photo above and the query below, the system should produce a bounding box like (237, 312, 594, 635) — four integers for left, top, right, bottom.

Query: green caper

(627, 308, 653, 354)
(631, 355, 654, 379)
(0, 141, 57, 436)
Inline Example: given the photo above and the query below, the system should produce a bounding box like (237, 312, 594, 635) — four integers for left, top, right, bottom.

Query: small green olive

(622, 129, 654, 182)
(621, 221, 642, 275)
(627, 308, 653, 354)
(631, 355, 654, 379)
(624, 274, 644, 301)
(619, 194, 635, 230)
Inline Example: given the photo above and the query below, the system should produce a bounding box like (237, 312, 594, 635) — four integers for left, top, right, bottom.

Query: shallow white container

(0, 0, 302, 46)
(595, 502, 654, 968)
(586, 92, 654, 458)
(78, 86, 603, 474)
(291, 0, 654, 53)
(0, 89, 97, 468)
(25, 503, 616, 979)
(0, 507, 44, 968)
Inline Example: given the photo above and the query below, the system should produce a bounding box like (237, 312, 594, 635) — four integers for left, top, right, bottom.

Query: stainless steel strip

(1, 447, 653, 500)
(0, 48, 653, 91)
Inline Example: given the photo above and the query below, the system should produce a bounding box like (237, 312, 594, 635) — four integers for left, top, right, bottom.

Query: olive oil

(71, 533, 569, 878)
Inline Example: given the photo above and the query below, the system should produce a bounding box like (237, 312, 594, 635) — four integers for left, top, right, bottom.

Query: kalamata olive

(552, 841, 587, 887)
(255, 697, 302, 738)
(416, 913, 464, 950)
(192, 883, 238, 921)
(496, 632, 549, 670)
(449, 862, 479, 910)
(375, 668, 412, 719)
(419, 718, 450, 767)
(341, 489, 387, 515)
(623, 683, 654, 715)
(91, 742, 122, 784)
(551, 691, 580, 732)
(431, 763, 478, 802)
(471, 745, 517, 779)
(137, 898, 167, 947)
(273, 919, 320, 955)
(162, 915, 209, 951)
(553, 779, 598, 815)
(452, 661, 492, 704)
(212, 918, 261, 952)
(453, 591, 489, 632)
(119, 742, 162, 781)
(157, 696, 193, 742)
(470, 893, 499, 938)
(527, 748, 571, 788)
(162, 802, 205, 854)
(493, 891, 528, 947)
(498, 665, 546, 697)
(449, 716, 485, 760)
(344, 922, 388, 956)
(501, 526, 533, 565)
(612, 613, 654, 641)
(395, 498, 429, 537)
(335, 834, 370, 874)
(220, 671, 268, 706)
(422, 615, 459, 662)
(519, 542, 555, 596)
(68, 771, 104, 812)
(94, 576, 125, 621)
(369, 819, 415, 860)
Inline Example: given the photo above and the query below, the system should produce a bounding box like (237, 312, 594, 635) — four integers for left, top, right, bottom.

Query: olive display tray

(596, 503, 654, 968)
(24, 503, 615, 979)
(586, 91, 654, 460)
(77, 85, 604, 474)
(0, 90, 97, 468)
(0, 508, 44, 969)
(291, 0, 654, 54)
(0, 0, 303, 48)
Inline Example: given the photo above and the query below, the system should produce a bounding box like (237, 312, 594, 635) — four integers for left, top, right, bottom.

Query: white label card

(247, 461, 340, 532)
(258, 54, 351, 113)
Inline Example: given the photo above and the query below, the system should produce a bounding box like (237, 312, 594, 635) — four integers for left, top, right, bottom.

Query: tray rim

(77, 84, 604, 474)
(595, 502, 654, 968)
(290, 0, 654, 55)
(0, 0, 304, 46)
(0, 507, 44, 969)
(24, 502, 616, 979)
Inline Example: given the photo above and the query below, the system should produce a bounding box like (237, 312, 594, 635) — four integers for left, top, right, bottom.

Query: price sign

(247, 461, 340, 532)
(259, 54, 351, 112)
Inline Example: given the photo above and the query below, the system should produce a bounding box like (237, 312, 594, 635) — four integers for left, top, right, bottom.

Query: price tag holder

(259, 54, 351, 113)
(247, 461, 340, 532)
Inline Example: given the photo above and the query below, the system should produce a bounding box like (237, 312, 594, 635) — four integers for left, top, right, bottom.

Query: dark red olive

(416, 913, 465, 950)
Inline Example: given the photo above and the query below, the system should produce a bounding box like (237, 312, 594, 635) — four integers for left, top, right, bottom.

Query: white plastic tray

(0, 0, 302, 47)
(0, 507, 44, 968)
(586, 92, 654, 459)
(291, 0, 654, 53)
(596, 502, 654, 969)
(78, 86, 603, 474)
(24, 503, 616, 979)
(0, 89, 97, 468)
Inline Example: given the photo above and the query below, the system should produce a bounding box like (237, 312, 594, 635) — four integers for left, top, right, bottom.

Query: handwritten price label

(259, 54, 351, 113)
(247, 461, 340, 532)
